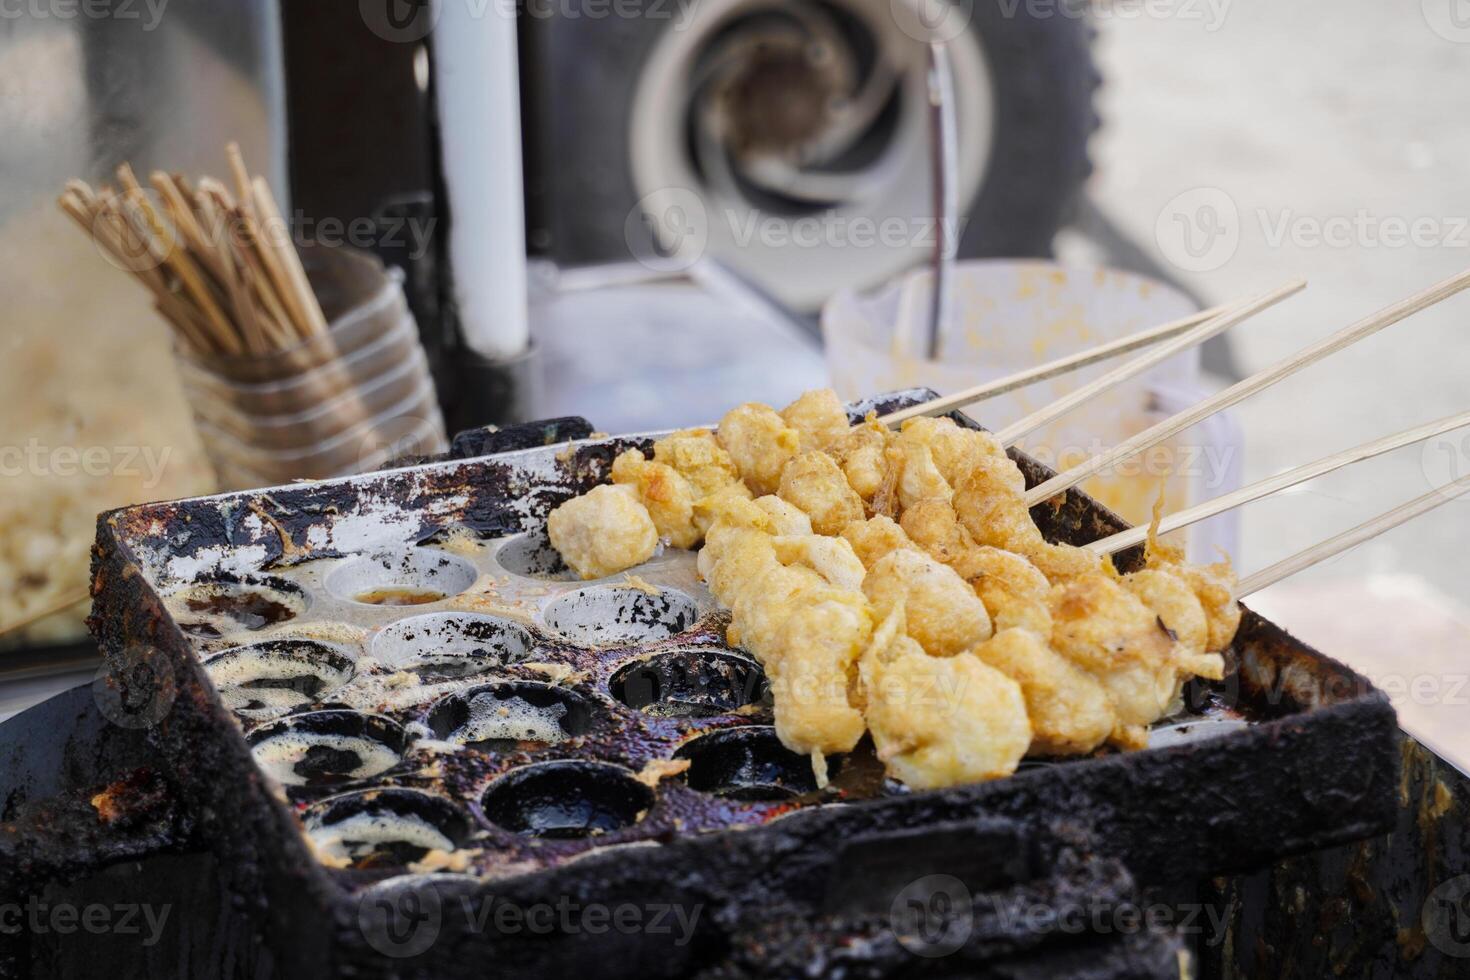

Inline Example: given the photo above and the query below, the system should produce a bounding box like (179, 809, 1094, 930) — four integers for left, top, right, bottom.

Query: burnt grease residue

(186, 591, 297, 630)
(352, 588, 446, 607)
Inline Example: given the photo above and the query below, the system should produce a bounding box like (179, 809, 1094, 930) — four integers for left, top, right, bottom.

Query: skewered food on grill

(547, 387, 1242, 787)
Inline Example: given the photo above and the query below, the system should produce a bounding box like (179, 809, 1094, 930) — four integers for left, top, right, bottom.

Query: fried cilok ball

(863, 548, 992, 656)
(690, 480, 755, 538)
(777, 451, 865, 534)
(696, 491, 772, 581)
(895, 440, 953, 512)
(861, 610, 1031, 789)
(825, 415, 894, 502)
(897, 416, 1008, 487)
(899, 496, 987, 579)
(728, 554, 830, 661)
(969, 628, 1114, 757)
(839, 515, 914, 570)
(652, 427, 742, 498)
(1122, 568, 1223, 681)
(1139, 495, 1241, 655)
(1047, 572, 1178, 748)
(717, 403, 801, 495)
(967, 546, 1055, 637)
(780, 388, 851, 453)
(610, 449, 700, 549)
(951, 457, 1104, 582)
(752, 494, 814, 536)
(547, 483, 658, 580)
(765, 591, 872, 764)
(772, 534, 867, 591)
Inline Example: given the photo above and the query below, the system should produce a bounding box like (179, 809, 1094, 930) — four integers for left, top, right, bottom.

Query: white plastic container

(822, 260, 1242, 562)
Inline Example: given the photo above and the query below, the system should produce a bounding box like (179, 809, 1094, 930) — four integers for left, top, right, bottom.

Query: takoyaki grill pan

(71, 389, 1399, 978)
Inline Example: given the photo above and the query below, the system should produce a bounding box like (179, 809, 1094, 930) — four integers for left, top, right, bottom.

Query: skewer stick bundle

(56, 142, 330, 362)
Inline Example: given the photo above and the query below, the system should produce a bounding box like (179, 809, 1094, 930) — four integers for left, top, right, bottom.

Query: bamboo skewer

(877, 302, 1234, 427)
(253, 174, 329, 337)
(994, 279, 1306, 447)
(58, 145, 340, 364)
(1238, 472, 1470, 596)
(1087, 408, 1470, 555)
(1025, 266, 1470, 507)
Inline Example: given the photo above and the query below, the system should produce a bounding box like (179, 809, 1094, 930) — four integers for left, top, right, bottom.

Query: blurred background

(2, 0, 1469, 748)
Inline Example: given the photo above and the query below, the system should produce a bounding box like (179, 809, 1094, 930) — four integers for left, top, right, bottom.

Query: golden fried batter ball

(1048, 573, 1179, 744)
(967, 546, 1055, 637)
(690, 481, 755, 538)
(897, 497, 1059, 635)
(547, 483, 658, 580)
(1028, 542, 1108, 582)
(652, 427, 741, 498)
(861, 628, 1030, 788)
(777, 451, 865, 534)
(1139, 507, 1242, 654)
(897, 416, 1007, 487)
(1171, 559, 1241, 654)
(863, 548, 992, 656)
(825, 417, 894, 502)
(703, 529, 776, 608)
(729, 560, 829, 660)
(899, 497, 986, 579)
(717, 403, 801, 495)
(969, 628, 1114, 757)
(895, 440, 953, 512)
(839, 516, 914, 570)
(780, 388, 851, 453)
(952, 457, 1103, 583)
(772, 534, 867, 591)
(610, 449, 700, 549)
(952, 454, 1041, 553)
(752, 495, 814, 536)
(765, 592, 871, 757)
(1123, 569, 1225, 682)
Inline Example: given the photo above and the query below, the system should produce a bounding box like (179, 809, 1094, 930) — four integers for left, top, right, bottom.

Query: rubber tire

(525, 1, 1099, 267)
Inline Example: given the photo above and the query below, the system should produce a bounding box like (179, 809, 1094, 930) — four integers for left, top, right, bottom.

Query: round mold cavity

(202, 640, 356, 720)
(372, 612, 534, 678)
(247, 710, 405, 787)
(170, 574, 309, 638)
(324, 549, 479, 607)
(675, 726, 824, 802)
(303, 788, 471, 867)
(609, 648, 769, 718)
(542, 586, 697, 647)
(424, 682, 597, 752)
(495, 530, 578, 581)
(480, 761, 654, 839)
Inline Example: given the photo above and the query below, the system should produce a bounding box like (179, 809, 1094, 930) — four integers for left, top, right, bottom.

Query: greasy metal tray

(85, 389, 1400, 977)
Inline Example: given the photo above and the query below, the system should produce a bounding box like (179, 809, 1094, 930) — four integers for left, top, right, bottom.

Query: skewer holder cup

(174, 245, 446, 489)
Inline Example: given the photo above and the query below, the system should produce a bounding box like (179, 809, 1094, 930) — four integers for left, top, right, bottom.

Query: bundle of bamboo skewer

(56, 143, 447, 493)
(57, 144, 328, 360)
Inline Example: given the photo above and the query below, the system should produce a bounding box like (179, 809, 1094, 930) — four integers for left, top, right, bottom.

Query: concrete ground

(1087, 0, 1470, 767)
